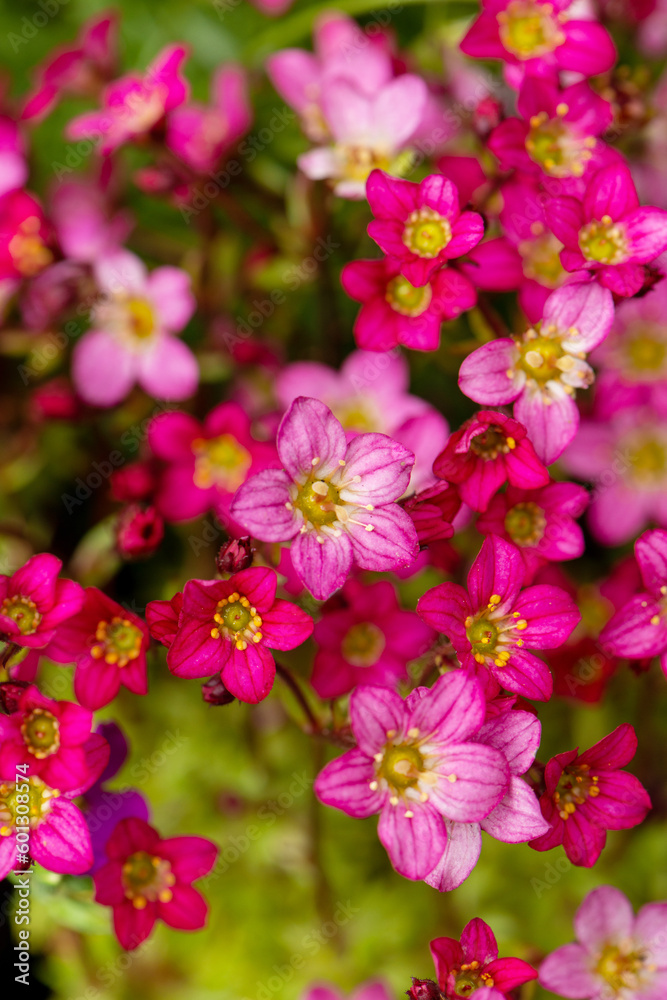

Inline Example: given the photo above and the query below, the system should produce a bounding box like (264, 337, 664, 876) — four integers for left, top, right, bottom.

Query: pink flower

(166, 65, 251, 173)
(66, 44, 189, 155)
(424, 698, 549, 893)
(539, 885, 667, 999)
(546, 163, 667, 296)
(301, 982, 393, 1000)
(530, 724, 651, 866)
(600, 528, 667, 677)
(560, 405, 667, 546)
(148, 401, 278, 525)
(489, 79, 616, 194)
(341, 257, 477, 352)
(47, 587, 149, 710)
(417, 535, 580, 701)
(476, 481, 589, 578)
(51, 177, 132, 264)
(149, 567, 313, 704)
(21, 13, 117, 121)
(0, 553, 84, 649)
(314, 672, 510, 881)
(297, 75, 428, 199)
(0, 685, 109, 794)
(72, 249, 198, 407)
(430, 918, 538, 999)
(402, 483, 462, 546)
(0, 116, 27, 200)
(459, 281, 614, 464)
(0, 190, 52, 281)
(93, 817, 217, 951)
(366, 171, 485, 287)
(116, 504, 164, 560)
(461, 0, 616, 79)
(230, 397, 419, 600)
(0, 775, 94, 878)
(311, 579, 435, 698)
(276, 350, 449, 492)
(433, 410, 550, 512)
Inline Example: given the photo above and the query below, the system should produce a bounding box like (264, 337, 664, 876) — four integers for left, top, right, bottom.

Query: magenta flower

(145, 591, 182, 649)
(546, 163, 667, 296)
(148, 400, 278, 525)
(315, 672, 510, 881)
(166, 64, 252, 174)
(301, 982, 393, 1000)
(433, 410, 550, 512)
(417, 535, 580, 701)
(341, 257, 476, 352)
(539, 885, 667, 999)
(311, 579, 435, 699)
(424, 698, 549, 893)
(0, 189, 52, 281)
(93, 817, 217, 951)
(276, 349, 448, 492)
(402, 483, 462, 546)
(0, 116, 27, 200)
(66, 44, 189, 155)
(461, 0, 616, 79)
(72, 248, 198, 407)
(0, 775, 94, 878)
(458, 282, 614, 464)
(600, 529, 667, 677)
(298, 76, 428, 199)
(476, 481, 589, 578)
(47, 587, 149, 710)
(0, 553, 84, 649)
(530, 724, 651, 866)
(366, 171, 485, 287)
(0, 685, 109, 794)
(149, 567, 313, 704)
(231, 397, 419, 601)
(489, 79, 616, 193)
(430, 918, 538, 999)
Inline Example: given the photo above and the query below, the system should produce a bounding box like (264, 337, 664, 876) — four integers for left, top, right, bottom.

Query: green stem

(243, 0, 477, 64)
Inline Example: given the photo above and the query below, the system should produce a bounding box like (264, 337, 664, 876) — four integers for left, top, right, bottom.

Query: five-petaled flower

(430, 917, 538, 999)
(0, 553, 83, 649)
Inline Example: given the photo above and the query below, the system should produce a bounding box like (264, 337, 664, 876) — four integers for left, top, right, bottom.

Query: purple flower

(230, 397, 419, 600)
(529, 724, 651, 867)
(458, 281, 614, 463)
(417, 535, 581, 701)
(547, 163, 667, 296)
(314, 672, 510, 882)
(600, 528, 667, 677)
(539, 885, 667, 999)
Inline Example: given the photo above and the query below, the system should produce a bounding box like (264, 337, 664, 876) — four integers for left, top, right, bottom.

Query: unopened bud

(216, 537, 254, 575)
(202, 675, 235, 706)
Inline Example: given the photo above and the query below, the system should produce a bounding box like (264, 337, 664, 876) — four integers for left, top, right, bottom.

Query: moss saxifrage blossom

(231, 397, 419, 601)
(429, 918, 538, 999)
(458, 281, 614, 464)
(0, 552, 83, 649)
(146, 567, 313, 704)
(539, 886, 667, 999)
(530, 724, 651, 866)
(315, 672, 510, 882)
(93, 817, 217, 951)
(417, 535, 580, 701)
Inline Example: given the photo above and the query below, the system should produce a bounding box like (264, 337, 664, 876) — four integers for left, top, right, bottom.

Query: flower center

(625, 330, 667, 378)
(452, 963, 495, 997)
(403, 208, 452, 259)
(192, 434, 252, 492)
(469, 426, 516, 460)
(0, 776, 59, 836)
(0, 595, 42, 635)
(125, 85, 167, 134)
(596, 944, 649, 994)
(525, 111, 594, 178)
(518, 330, 570, 385)
(293, 479, 341, 527)
(519, 228, 566, 287)
(504, 501, 547, 546)
(465, 595, 528, 668)
(497, 0, 565, 59)
(379, 743, 425, 791)
(210, 592, 263, 651)
(121, 850, 176, 909)
(91, 617, 143, 668)
(628, 436, 667, 483)
(21, 709, 61, 759)
(333, 400, 377, 433)
(341, 622, 386, 667)
(8, 217, 52, 277)
(126, 297, 155, 339)
(578, 216, 628, 264)
(336, 144, 392, 183)
(553, 763, 600, 819)
(385, 275, 433, 317)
